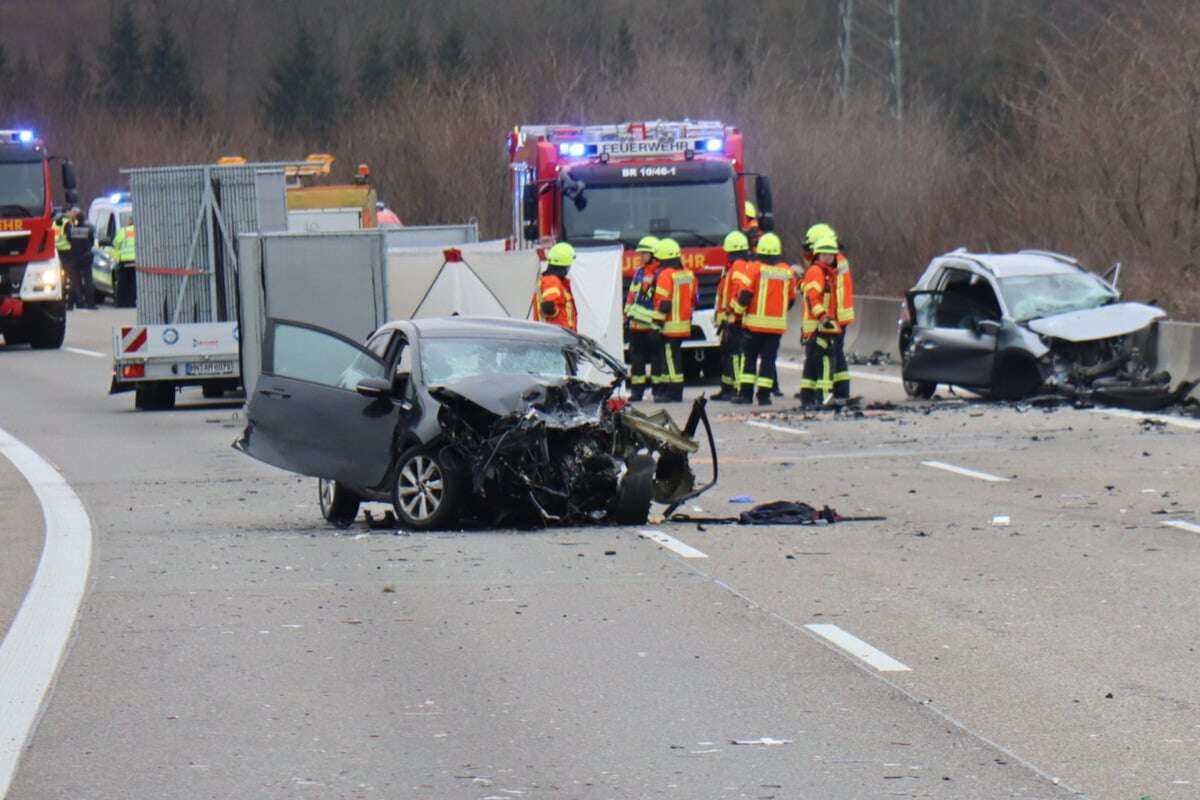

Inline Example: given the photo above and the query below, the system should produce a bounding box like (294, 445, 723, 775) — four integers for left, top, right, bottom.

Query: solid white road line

(638, 529, 708, 559)
(64, 347, 104, 359)
(745, 420, 808, 435)
(1088, 407, 1200, 431)
(1162, 520, 1200, 535)
(920, 460, 1009, 483)
(804, 623, 911, 672)
(0, 428, 92, 798)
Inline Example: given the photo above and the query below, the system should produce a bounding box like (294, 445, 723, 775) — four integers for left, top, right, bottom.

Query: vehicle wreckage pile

(431, 375, 716, 526)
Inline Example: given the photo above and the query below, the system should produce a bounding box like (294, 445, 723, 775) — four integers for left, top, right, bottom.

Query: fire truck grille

(695, 272, 721, 309)
(0, 233, 30, 257)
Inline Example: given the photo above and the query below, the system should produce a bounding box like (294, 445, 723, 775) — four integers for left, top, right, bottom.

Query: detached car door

(235, 319, 398, 490)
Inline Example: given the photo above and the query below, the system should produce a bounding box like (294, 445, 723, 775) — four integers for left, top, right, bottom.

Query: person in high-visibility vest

(713, 230, 754, 401)
(732, 232, 795, 406)
(623, 236, 661, 401)
(651, 238, 696, 403)
(532, 241, 578, 331)
(112, 218, 138, 307)
(799, 234, 856, 406)
(743, 200, 762, 251)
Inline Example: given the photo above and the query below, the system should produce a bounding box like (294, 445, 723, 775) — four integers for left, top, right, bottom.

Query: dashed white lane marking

(921, 460, 1009, 483)
(64, 347, 104, 359)
(1088, 407, 1200, 431)
(745, 420, 808, 435)
(0, 428, 93, 798)
(638, 529, 708, 559)
(1162, 520, 1200, 534)
(804, 623, 911, 672)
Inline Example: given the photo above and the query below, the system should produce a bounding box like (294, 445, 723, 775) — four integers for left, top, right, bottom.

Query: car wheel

(318, 478, 361, 529)
(608, 454, 655, 525)
(992, 354, 1041, 401)
(899, 329, 936, 400)
(392, 446, 464, 531)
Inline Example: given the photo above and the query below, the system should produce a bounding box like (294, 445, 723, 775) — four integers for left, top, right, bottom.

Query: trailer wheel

(318, 479, 361, 528)
(135, 382, 176, 411)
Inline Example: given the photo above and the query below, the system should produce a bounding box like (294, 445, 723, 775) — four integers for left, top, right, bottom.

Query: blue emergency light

(110, 192, 124, 203)
(703, 138, 724, 152)
(558, 142, 586, 157)
(18, 130, 34, 144)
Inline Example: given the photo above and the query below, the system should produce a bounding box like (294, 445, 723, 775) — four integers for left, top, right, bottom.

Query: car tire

(318, 478, 361, 529)
(135, 382, 176, 411)
(392, 446, 465, 531)
(899, 329, 936, 400)
(608, 454, 655, 525)
(992, 354, 1041, 401)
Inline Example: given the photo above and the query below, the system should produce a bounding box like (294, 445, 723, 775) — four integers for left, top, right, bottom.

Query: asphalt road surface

(2, 305, 1199, 799)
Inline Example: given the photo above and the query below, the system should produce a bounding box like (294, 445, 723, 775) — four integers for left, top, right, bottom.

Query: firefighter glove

(539, 300, 557, 318)
(737, 289, 753, 307)
(659, 300, 672, 315)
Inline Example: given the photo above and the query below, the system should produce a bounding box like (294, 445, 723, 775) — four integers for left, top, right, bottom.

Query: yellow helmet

(804, 223, 836, 249)
(636, 235, 660, 254)
(744, 200, 758, 219)
(811, 236, 839, 255)
(755, 232, 782, 256)
(547, 241, 576, 267)
(723, 230, 750, 253)
(653, 238, 682, 261)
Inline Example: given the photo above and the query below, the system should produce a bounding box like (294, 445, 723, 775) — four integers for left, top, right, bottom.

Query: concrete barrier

(1154, 320, 1200, 402)
(779, 294, 903, 361)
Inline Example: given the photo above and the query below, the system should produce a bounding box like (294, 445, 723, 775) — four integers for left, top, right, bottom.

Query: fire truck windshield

(0, 161, 46, 218)
(561, 177, 737, 247)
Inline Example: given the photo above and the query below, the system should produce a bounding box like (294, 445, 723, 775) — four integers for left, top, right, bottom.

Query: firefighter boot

(757, 388, 773, 406)
(732, 385, 754, 405)
(712, 385, 735, 401)
(630, 386, 645, 402)
(672, 384, 685, 402)
(799, 389, 818, 408)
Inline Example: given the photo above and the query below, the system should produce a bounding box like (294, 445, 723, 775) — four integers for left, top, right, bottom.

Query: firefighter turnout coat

(801, 254, 855, 338)
(532, 273, 578, 331)
(654, 264, 698, 338)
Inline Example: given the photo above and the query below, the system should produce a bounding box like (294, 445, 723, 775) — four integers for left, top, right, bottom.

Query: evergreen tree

(99, 1, 145, 110)
(61, 48, 92, 101)
(436, 26, 468, 80)
(393, 29, 427, 80)
(610, 18, 636, 80)
(262, 25, 343, 141)
(145, 23, 197, 116)
(356, 33, 393, 102)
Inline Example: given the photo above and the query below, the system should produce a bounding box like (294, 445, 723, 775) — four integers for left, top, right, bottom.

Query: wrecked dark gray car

(235, 317, 715, 530)
(898, 250, 1175, 403)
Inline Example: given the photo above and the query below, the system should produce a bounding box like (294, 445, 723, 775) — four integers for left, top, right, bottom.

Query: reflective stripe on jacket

(742, 261, 795, 334)
(717, 257, 753, 323)
(54, 221, 69, 251)
(801, 262, 836, 337)
(654, 266, 698, 338)
(624, 264, 661, 330)
(834, 254, 855, 326)
(113, 225, 136, 263)
(532, 274, 577, 331)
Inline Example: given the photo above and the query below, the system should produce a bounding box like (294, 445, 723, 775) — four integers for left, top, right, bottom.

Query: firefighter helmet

(811, 236, 839, 255)
(636, 235, 660, 254)
(744, 200, 758, 220)
(546, 241, 576, 267)
(653, 238, 682, 261)
(723, 230, 750, 253)
(755, 232, 782, 256)
(804, 223, 836, 249)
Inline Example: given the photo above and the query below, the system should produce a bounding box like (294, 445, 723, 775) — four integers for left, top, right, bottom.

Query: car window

(998, 272, 1116, 321)
(268, 322, 385, 389)
(366, 331, 393, 358)
(928, 269, 1001, 329)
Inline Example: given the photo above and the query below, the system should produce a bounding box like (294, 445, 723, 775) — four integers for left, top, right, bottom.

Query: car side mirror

(61, 161, 77, 191)
(975, 319, 1002, 337)
(755, 175, 774, 231)
(521, 183, 539, 242)
(355, 376, 392, 399)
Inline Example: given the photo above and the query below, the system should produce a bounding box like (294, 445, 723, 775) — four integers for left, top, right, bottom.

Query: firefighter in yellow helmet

(799, 234, 856, 406)
(651, 238, 696, 402)
(732, 232, 795, 405)
(743, 200, 762, 250)
(532, 242, 578, 331)
(623, 236, 661, 400)
(713, 230, 754, 400)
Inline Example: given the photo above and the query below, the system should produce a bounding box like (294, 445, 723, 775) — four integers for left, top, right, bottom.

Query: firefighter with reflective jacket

(623, 236, 661, 401)
(713, 231, 754, 400)
(799, 234, 856, 406)
(652, 238, 696, 403)
(732, 232, 795, 405)
(532, 242, 578, 331)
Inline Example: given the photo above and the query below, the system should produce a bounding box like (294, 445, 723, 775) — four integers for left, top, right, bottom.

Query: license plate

(185, 360, 236, 376)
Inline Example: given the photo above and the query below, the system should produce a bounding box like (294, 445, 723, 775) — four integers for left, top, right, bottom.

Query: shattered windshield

(420, 337, 575, 386)
(0, 161, 46, 217)
(561, 179, 737, 247)
(999, 273, 1117, 321)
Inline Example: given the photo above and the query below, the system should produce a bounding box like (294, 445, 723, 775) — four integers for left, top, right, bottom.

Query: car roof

(932, 249, 1088, 279)
(379, 316, 578, 342)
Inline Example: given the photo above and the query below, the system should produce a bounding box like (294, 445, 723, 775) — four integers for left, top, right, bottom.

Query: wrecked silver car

(898, 249, 1174, 403)
(234, 317, 715, 530)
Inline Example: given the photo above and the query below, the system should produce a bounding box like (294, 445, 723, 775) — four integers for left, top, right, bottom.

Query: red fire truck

(508, 120, 774, 378)
(0, 128, 78, 349)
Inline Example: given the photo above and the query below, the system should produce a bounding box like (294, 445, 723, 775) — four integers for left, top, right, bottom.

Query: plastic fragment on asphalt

(731, 737, 792, 745)
(729, 495, 754, 503)
(992, 515, 1011, 526)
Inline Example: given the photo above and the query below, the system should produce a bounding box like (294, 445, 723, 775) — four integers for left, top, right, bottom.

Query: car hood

(1025, 302, 1165, 342)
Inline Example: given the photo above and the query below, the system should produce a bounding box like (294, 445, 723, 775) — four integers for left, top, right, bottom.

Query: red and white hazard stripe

(120, 326, 148, 354)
